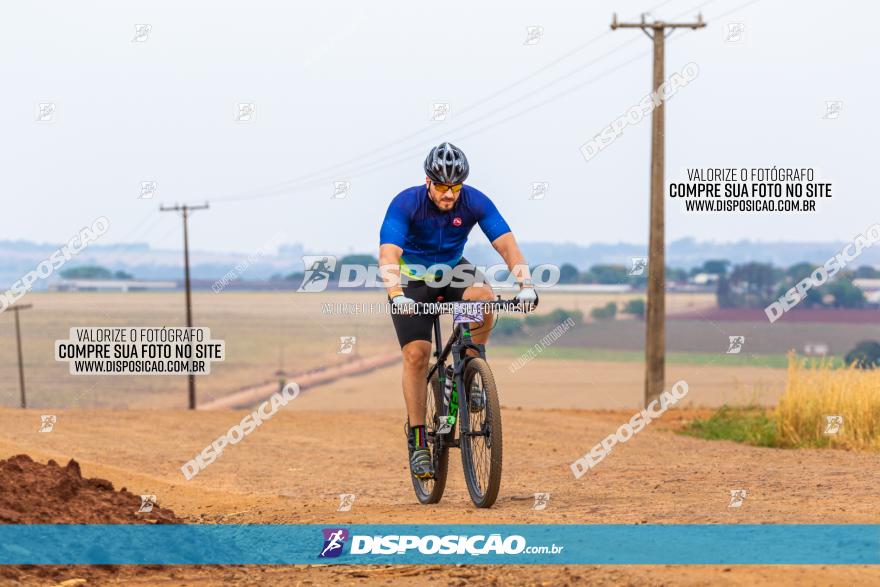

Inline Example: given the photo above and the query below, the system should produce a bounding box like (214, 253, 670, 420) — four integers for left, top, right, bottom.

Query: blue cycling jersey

(379, 184, 511, 280)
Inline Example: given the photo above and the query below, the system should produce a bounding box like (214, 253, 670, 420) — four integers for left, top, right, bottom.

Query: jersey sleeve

(472, 188, 511, 242)
(379, 192, 411, 248)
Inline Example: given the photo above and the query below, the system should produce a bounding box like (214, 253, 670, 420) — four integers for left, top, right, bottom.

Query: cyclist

(379, 142, 538, 480)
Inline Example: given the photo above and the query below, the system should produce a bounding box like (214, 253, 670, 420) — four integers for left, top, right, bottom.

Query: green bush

(590, 301, 617, 321)
(622, 298, 645, 318)
(524, 308, 583, 328)
(680, 406, 777, 447)
(845, 340, 880, 369)
(492, 317, 524, 337)
(60, 265, 114, 279)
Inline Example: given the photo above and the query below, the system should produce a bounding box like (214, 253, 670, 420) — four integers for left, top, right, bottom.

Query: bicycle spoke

(466, 372, 493, 497)
(411, 363, 449, 503)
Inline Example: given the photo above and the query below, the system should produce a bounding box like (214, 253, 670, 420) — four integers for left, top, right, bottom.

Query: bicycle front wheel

(410, 365, 450, 504)
(460, 357, 502, 508)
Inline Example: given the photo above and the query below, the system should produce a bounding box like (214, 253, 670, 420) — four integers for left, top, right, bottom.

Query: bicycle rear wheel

(460, 357, 502, 508)
(410, 364, 450, 504)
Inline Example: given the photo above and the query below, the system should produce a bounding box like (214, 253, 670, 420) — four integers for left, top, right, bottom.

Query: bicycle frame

(425, 299, 523, 445)
(407, 296, 533, 506)
(427, 316, 484, 382)
(426, 314, 480, 447)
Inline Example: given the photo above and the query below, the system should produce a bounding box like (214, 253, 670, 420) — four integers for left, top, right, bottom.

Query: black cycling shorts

(389, 257, 487, 348)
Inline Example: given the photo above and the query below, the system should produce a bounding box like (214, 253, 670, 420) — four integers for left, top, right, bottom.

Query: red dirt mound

(0, 454, 181, 524)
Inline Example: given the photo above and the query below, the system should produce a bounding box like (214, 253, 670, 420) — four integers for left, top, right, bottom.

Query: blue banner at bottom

(0, 524, 877, 565)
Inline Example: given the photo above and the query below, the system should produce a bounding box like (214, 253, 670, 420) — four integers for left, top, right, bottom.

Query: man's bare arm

(379, 243, 405, 298)
(491, 232, 532, 286)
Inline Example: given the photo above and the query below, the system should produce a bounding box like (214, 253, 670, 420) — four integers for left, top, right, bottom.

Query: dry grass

(776, 353, 880, 450)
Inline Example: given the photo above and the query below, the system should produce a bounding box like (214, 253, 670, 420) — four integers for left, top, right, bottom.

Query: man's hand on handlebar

(515, 279, 538, 311)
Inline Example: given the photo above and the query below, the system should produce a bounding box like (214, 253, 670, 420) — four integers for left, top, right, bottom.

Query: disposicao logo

(316, 530, 564, 558)
(319, 528, 349, 558)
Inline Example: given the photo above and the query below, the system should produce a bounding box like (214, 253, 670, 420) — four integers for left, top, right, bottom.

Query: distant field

(491, 346, 797, 368)
(0, 290, 784, 409)
(0, 291, 394, 409)
(670, 307, 880, 324)
(532, 318, 872, 358)
(506, 290, 715, 316)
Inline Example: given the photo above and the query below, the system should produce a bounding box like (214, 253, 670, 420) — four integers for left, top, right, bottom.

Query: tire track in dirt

(2, 395, 878, 585)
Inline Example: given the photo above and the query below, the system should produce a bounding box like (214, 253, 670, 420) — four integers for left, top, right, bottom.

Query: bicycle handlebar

(395, 297, 537, 316)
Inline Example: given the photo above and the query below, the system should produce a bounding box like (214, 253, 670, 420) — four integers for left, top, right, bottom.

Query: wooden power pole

(611, 13, 705, 407)
(5, 304, 33, 408)
(161, 202, 209, 409)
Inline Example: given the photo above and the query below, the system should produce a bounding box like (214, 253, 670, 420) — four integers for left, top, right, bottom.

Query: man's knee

(401, 342, 430, 368)
(464, 284, 495, 301)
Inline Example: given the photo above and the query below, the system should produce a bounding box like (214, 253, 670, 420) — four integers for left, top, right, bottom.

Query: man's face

(426, 177, 461, 211)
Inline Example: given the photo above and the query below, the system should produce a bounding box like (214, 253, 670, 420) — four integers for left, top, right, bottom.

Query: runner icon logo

(629, 257, 647, 276)
(298, 256, 338, 293)
(823, 100, 842, 120)
(532, 493, 550, 511)
(332, 181, 351, 199)
(523, 25, 544, 45)
(725, 22, 745, 43)
(39, 415, 57, 433)
(726, 336, 745, 354)
(337, 494, 356, 512)
(319, 528, 349, 558)
(337, 337, 357, 355)
(728, 489, 748, 508)
(529, 182, 549, 200)
(430, 102, 450, 122)
(138, 495, 157, 513)
(824, 415, 843, 435)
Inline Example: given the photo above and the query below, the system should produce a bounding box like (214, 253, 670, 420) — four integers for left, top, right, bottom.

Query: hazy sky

(2, 0, 877, 256)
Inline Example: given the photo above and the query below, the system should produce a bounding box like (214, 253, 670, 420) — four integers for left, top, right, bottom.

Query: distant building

(50, 278, 176, 292)
(803, 342, 830, 356)
(853, 278, 880, 306)
(689, 272, 720, 285)
(667, 279, 715, 293)
(853, 278, 880, 290)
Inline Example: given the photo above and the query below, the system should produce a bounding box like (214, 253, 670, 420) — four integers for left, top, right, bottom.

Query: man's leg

(401, 338, 435, 478)
(388, 280, 440, 479)
(401, 340, 431, 425)
(462, 282, 495, 355)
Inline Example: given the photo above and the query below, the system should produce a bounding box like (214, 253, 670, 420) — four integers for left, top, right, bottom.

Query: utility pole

(160, 202, 209, 409)
(611, 12, 705, 407)
(4, 304, 33, 408)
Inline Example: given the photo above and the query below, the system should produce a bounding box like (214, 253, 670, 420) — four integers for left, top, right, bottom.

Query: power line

(211, 44, 656, 204)
(212, 40, 661, 204)
(206, 1, 690, 204)
(455, 0, 682, 120)
(209, 0, 759, 207)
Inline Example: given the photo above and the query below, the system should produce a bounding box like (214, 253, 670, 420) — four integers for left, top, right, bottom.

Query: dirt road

(1, 387, 877, 585)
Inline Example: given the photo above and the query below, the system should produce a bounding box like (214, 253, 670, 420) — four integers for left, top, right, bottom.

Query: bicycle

(407, 296, 533, 508)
